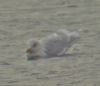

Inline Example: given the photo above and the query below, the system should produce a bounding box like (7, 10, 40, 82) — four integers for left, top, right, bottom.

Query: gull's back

(41, 29, 71, 56)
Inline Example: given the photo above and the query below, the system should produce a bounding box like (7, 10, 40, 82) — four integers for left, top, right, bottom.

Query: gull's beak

(26, 48, 33, 53)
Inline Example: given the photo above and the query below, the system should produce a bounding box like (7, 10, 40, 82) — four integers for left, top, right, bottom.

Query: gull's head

(26, 38, 41, 60)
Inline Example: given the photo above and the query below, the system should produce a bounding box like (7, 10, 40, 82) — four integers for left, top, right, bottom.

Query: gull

(26, 29, 81, 60)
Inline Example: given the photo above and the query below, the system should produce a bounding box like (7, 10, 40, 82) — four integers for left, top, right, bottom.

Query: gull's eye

(32, 42, 38, 47)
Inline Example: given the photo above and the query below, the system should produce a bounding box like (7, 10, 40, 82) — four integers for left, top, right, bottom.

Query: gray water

(0, 0, 100, 86)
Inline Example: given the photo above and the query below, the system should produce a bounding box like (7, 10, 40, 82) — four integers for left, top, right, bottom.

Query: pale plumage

(26, 29, 80, 60)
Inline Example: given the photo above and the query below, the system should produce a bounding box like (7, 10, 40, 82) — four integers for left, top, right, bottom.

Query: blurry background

(0, 0, 100, 86)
